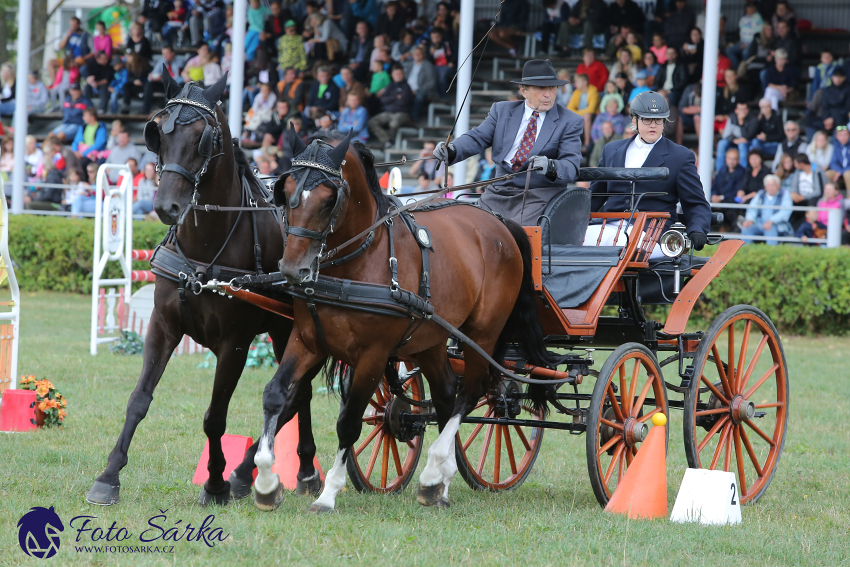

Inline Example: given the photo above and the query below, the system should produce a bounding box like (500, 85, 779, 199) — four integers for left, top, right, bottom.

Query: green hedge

(8, 216, 168, 294)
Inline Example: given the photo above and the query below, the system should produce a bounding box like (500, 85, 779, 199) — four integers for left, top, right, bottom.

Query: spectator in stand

(258, 100, 293, 143)
(377, 1, 406, 43)
(649, 33, 668, 65)
(678, 80, 702, 137)
(93, 22, 114, 61)
(717, 102, 758, 172)
(654, 47, 688, 108)
(348, 21, 374, 81)
(716, 70, 754, 117)
(749, 97, 784, 157)
(794, 208, 826, 245)
(628, 70, 650, 102)
(473, 148, 497, 182)
(122, 53, 151, 114)
(51, 83, 91, 141)
(624, 32, 643, 63)
(107, 57, 128, 114)
(162, 0, 190, 47)
(278, 20, 307, 72)
(409, 141, 437, 180)
(369, 64, 413, 148)
(304, 66, 341, 120)
(811, 50, 837, 99)
(427, 28, 453, 98)
(806, 130, 834, 172)
(609, 48, 638, 84)
(338, 92, 370, 143)
(0, 64, 15, 117)
(805, 67, 850, 141)
(771, 1, 797, 36)
(680, 27, 704, 83)
(124, 158, 145, 187)
(182, 44, 209, 83)
(393, 30, 416, 64)
(772, 120, 806, 171)
(775, 152, 795, 191)
(314, 113, 335, 137)
(608, 0, 645, 44)
(664, 0, 695, 50)
(590, 97, 626, 142)
(404, 46, 437, 122)
(27, 71, 49, 115)
(642, 52, 660, 85)
(773, 19, 801, 70)
(60, 17, 95, 77)
(369, 59, 390, 96)
(144, 45, 184, 114)
(576, 49, 608, 94)
(244, 81, 277, 139)
(788, 153, 825, 207)
(141, 0, 171, 39)
(338, 66, 367, 112)
(107, 130, 142, 183)
(567, 73, 599, 151)
(537, 0, 562, 56)
(741, 23, 775, 84)
(589, 120, 621, 167)
(261, 1, 289, 59)
(245, 0, 271, 62)
(711, 147, 746, 227)
(134, 162, 158, 215)
(726, 1, 764, 68)
(72, 108, 108, 169)
(0, 136, 13, 183)
(737, 148, 767, 204)
(557, 0, 608, 51)
(555, 70, 573, 107)
(762, 48, 797, 110)
(740, 174, 792, 244)
(24, 136, 43, 184)
(605, 23, 632, 60)
(27, 158, 65, 211)
(202, 51, 222, 85)
(125, 22, 154, 64)
(277, 67, 306, 114)
(817, 182, 843, 226)
(84, 51, 115, 113)
(190, 0, 226, 48)
(305, 13, 348, 63)
(613, 72, 633, 107)
(106, 119, 124, 150)
(826, 125, 850, 190)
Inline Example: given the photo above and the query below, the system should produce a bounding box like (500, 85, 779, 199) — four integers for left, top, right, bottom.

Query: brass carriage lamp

(659, 222, 691, 295)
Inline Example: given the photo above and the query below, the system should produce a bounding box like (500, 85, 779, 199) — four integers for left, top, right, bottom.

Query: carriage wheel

(346, 367, 425, 493)
(455, 382, 545, 491)
(683, 305, 789, 505)
(587, 343, 669, 507)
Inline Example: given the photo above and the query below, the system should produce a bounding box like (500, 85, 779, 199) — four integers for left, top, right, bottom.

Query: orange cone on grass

(604, 412, 667, 519)
(271, 413, 324, 490)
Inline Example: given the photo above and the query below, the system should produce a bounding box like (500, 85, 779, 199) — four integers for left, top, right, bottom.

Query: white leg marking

(254, 421, 280, 495)
(419, 415, 461, 487)
(440, 437, 458, 499)
(311, 449, 347, 510)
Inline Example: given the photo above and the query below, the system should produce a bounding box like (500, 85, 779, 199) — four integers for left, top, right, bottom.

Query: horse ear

(162, 70, 180, 100)
(287, 123, 306, 156)
(203, 71, 229, 105)
(327, 131, 351, 170)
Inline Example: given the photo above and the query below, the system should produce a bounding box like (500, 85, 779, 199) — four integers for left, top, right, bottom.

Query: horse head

(149, 72, 232, 225)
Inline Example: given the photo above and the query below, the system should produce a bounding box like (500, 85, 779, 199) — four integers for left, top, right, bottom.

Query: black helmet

(629, 91, 670, 119)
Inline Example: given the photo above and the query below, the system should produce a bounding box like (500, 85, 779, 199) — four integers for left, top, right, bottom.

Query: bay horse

(251, 128, 552, 511)
(86, 73, 323, 507)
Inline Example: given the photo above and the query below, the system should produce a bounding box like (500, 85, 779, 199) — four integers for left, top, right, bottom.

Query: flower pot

(35, 408, 45, 427)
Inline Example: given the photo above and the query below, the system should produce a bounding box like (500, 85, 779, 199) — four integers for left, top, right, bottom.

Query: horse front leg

(87, 310, 182, 505)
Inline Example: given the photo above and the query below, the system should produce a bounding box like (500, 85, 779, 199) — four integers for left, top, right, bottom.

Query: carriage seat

(635, 254, 711, 305)
(538, 187, 592, 246)
(542, 245, 623, 308)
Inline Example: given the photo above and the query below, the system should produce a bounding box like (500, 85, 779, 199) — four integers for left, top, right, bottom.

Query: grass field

(1, 292, 849, 566)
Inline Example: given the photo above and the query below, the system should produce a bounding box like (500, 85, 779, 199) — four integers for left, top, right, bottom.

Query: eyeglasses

(639, 118, 665, 125)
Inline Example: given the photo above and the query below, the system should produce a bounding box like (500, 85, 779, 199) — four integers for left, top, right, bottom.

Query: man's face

(413, 49, 424, 62)
(97, 53, 109, 66)
(277, 102, 289, 116)
(736, 103, 749, 119)
(522, 85, 556, 112)
(258, 160, 271, 175)
(822, 52, 833, 66)
(70, 18, 80, 32)
(764, 179, 779, 195)
(391, 68, 405, 82)
(285, 69, 296, 82)
(118, 132, 129, 147)
(163, 48, 174, 62)
(666, 48, 677, 62)
(357, 22, 367, 37)
(270, 3, 281, 16)
(70, 87, 81, 99)
(833, 74, 845, 86)
(794, 159, 809, 172)
(387, 4, 396, 16)
(317, 70, 329, 84)
(341, 69, 352, 84)
(128, 161, 139, 175)
(635, 117, 664, 143)
(784, 123, 799, 139)
(776, 3, 788, 16)
(601, 122, 614, 138)
(759, 101, 771, 114)
(775, 55, 787, 68)
(778, 22, 789, 38)
(583, 51, 594, 66)
(725, 150, 739, 170)
(837, 129, 850, 145)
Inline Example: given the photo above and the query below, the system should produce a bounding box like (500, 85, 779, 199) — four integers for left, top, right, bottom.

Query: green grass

(1, 292, 849, 566)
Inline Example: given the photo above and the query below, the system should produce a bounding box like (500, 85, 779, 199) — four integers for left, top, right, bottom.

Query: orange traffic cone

(192, 434, 253, 485)
(379, 171, 389, 190)
(271, 413, 325, 490)
(604, 413, 668, 519)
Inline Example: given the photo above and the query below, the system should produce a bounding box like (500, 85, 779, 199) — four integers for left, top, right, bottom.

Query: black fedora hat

(510, 59, 569, 87)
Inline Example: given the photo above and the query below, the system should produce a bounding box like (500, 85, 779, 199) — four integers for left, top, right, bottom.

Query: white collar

(632, 135, 661, 150)
(523, 103, 547, 122)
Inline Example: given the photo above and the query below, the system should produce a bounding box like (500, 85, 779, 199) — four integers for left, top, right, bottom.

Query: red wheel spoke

(368, 398, 383, 411)
(406, 440, 416, 449)
(631, 374, 655, 418)
(723, 426, 732, 472)
(709, 424, 731, 470)
(473, 398, 489, 411)
(754, 402, 784, 409)
(695, 407, 732, 417)
(743, 363, 780, 400)
(362, 414, 383, 423)
(700, 375, 731, 406)
(380, 433, 390, 488)
(735, 320, 752, 393)
(513, 425, 532, 451)
(619, 364, 629, 416)
(502, 425, 517, 475)
(607, 382, 625, 422)
(739, 425, 765, 477)
(355, 425, 382, 457)
(733, 425, 748, 498)
(636, 407, 661, 423)
(627, 360, 641, 414)
(476, 424, 495, 476)
(365, 430, 384, 479)
(374, 385, 386, 404)
(597, 432, 622, 458)
(738, 335, 768, 395)
(600, 418, 624, 431)
(617, 448, 625, 482)
(493, 425, 502, 483)
(711, 344, 733, 397)
(463, 408, 492, 450)
(744, 418, 776, 447)
(603, 443, 625, 485)
(389, 437, 403, 477)
(625, 445, 634, 466)
(727, 324, 736, 396)
(698, 415, 730, 453)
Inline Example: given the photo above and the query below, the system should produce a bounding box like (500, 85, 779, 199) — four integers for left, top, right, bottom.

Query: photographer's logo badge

(17, 506, 64, 559)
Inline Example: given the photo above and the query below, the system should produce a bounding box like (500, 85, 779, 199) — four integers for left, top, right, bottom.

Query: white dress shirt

(624, 134, 660, 169)
(505, 104, 548, 167)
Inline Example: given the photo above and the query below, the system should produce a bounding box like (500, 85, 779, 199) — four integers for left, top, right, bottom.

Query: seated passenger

(584, 90, 711, 258)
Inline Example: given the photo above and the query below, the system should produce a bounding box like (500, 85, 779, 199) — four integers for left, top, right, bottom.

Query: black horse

(86, 73, 323, 506)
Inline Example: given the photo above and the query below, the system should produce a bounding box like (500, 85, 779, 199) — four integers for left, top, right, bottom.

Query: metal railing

(709, 202, 844, 247)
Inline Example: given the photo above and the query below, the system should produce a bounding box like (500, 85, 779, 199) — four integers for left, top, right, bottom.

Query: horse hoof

(86, 481, 120, 506)
(296, 474, 323, 497)
(435, 497, 450, 509)
(229, 471, 253, 501)
(307, 502, 334, 514)
(254, 483, 285, 511)
(416, 482, 446, 507)
(198, 481, 231, 507)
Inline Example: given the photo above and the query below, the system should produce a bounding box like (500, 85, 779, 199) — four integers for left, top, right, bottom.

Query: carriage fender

(662, 239, 745, 336)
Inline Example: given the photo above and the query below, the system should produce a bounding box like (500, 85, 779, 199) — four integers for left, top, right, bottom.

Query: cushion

(542, 245, 623, 308)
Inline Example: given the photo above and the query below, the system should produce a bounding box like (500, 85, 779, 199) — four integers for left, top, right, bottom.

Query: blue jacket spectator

(828, 126, 850, 189)
(349, 0, 379, 28)
(304, 66, 341, 120)
(59, 17, 94, 73)
(338, 95, 369, 144)
(50, 85, 92, 140)
(810, 51, 837, 99)
(711, 160, 746, 203)
(72, 113, 108, 159)
(741, 174, 793, 245)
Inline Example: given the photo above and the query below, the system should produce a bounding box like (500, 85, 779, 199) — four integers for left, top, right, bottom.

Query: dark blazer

(590, 136, 712, 234)
(306, 81, 340, 111)
(654, 62, 689, 94)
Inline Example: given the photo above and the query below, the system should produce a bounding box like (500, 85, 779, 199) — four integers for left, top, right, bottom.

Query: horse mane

(231, 139, 269, 201)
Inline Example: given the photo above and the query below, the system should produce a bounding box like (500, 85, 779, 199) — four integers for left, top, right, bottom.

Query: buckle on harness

(389, 257, 399, 291)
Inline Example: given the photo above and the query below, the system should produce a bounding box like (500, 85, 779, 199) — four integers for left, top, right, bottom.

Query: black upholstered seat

(539, 187, 592, 246)
(636, 254, 711, 304)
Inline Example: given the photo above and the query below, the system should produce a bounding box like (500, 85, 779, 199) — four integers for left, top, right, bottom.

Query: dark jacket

(756, 112, 784, 143)
(654, 61, 689, 94)
(664, 7, 695, 49)
(607, 0, 645, 30)
(764, 64, 799, 89)
(306, 81, 340, 112)
(35, 169, 65, 205)
(61, 95, 93, 126)
(722, 111, 759, 142)
(569, 0, 609, 34)
(819, 82, 850, 124)
(716, 83, 755, 114)
(376, 12, 406, 42)
(738, 166, 768, 196)
(591, 136, 712, 233)
(379, 80, 413, 114)
(347, 35, 374, 65)
(142, 0, 171, 27)
(712, 164, 746, 202)
(774, 34, 802, 68)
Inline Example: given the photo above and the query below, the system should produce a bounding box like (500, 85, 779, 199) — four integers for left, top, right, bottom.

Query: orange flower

(36, 379, 54, 390)
(58, 409, 67, 421)
(20, 376, 34, 384)
(38, 400, 50, 412)
(36, 385, 50, 398)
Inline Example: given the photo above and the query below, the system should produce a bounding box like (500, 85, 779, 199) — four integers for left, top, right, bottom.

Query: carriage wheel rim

(688, 309, 788, 505)
(349, 373, 423, 493)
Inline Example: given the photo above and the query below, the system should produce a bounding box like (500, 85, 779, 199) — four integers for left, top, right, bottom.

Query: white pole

(229, 0, 248, 140)
(451, 0, 474, 187)
(697, 0, 721, 199)
(827, 207, 842, 248)
(11, 0, 33, 214)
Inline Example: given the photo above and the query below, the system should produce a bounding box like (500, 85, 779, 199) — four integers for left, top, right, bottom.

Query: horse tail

(493, 220, 557, 417)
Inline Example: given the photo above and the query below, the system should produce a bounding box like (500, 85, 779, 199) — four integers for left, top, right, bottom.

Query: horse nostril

(298, 268, 311, 282)
(168, 204, 181, 219)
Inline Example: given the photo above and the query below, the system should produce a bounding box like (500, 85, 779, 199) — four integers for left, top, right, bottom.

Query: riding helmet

(629, 91, 671, 120)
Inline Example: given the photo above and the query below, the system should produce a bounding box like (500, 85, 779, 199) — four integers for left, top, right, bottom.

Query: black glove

(689, 231, 708, 251)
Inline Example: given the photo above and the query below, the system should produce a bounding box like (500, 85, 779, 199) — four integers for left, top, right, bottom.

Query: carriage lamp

(659, 223, 691, 259)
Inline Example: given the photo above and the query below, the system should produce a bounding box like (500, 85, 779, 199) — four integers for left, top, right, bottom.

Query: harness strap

(178, 273, 200, 339)
(161, 163, 197, 184)
(305, 291, 331, 356)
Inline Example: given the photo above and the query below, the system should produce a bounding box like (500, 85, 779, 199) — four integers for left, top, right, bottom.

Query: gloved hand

(689, 231, 708, 251)
(528, 155, 550, 172)
(432, 141, 455, 163)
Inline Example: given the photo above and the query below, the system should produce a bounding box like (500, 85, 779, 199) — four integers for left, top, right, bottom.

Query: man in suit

(586, 91, 711, 257)
(432, 59, 583, 224)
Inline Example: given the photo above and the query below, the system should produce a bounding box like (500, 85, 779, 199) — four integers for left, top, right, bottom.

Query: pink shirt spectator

(93, 34, 113, 59)
(650, 45, 667, 64)
(817, 196, 843, 225)
(51, 66, 80, 90)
